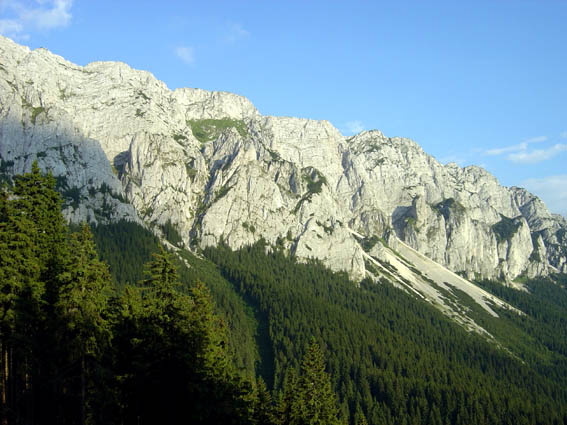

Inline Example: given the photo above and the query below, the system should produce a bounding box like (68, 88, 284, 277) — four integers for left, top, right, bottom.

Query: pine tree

(189, 280, 231, 376)
(142, 245, 179, 299)
(0, 162, 68, 423)
(290, 340, 341, 425)
(115, 248, 254, 424)
(11, 161, 67, 288)
(253, 376, 277, 425)
(354, 403, 368, 425)
(188, 280, 253, 424)
(277, 368, 299, 425)
(116, 246, 191, 424)
(56, 223, 113, 424)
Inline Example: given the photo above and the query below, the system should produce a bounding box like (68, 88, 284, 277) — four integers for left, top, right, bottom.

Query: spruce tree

(290, 340, 341, 425)
(252, 376, 277, 425)
(11, 161, 67, 288)
(188, 280, 252, 424)
(0, 162, 68, 423)
(56, 223, 113, 424)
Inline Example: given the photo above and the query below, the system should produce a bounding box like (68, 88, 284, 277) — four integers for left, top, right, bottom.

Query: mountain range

(1, 35, 566, 332)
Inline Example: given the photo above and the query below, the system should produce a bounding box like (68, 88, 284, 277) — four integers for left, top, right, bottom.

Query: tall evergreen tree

(11, 161, 67, 288)
(0, 162, 68, 423)
(56, 223, 113, 424)
(277, 368, 299, 425)
(252, 376, 277, 425)
(290, 340, 341, 425)
(116, 248, 253, 424)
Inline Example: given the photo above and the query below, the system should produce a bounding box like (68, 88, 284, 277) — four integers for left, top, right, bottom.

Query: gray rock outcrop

(1, 35, 565, 281)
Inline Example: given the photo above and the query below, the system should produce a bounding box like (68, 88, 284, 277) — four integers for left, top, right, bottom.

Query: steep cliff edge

(1, 35, 565, 287)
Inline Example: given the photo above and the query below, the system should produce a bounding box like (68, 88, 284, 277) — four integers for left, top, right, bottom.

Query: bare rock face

(1, 35, 565, 281)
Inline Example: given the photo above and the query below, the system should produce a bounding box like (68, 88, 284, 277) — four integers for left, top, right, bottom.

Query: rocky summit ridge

(1, 35, 566, 296)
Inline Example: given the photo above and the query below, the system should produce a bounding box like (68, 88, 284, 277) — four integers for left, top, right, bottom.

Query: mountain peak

(1, 37, 566, 324)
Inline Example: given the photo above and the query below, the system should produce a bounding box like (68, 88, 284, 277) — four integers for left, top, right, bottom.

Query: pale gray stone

(1, 35, 565, 285)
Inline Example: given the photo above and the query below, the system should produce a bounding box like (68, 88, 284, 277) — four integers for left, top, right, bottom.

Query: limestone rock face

(1, 35, 566, 281)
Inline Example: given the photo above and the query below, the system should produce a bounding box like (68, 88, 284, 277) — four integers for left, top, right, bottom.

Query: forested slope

(4, 164, 566, 424)
(90, 217, 567, 424)
(204, 242, 567, 425)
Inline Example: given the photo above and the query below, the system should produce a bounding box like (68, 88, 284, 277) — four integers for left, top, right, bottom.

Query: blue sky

(1, 0, 566, 216)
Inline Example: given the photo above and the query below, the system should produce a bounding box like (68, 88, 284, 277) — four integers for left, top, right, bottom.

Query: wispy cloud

(485, 136, 547, 156)
(0, 19, 25, 38)
(508, 144, 567, 164)
(523, 136, 548, 144)
(225, 22, 249, 44)
(483, 136, 567, 164)
(485, 142, 529, 156)
(175, 46, 194, 65)
(522, 174, 567, 217)
(345, 120, 365, 135)
(0, 0, 73, 39)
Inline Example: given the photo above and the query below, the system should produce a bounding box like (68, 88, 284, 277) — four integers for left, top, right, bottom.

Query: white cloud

(522, 175, 567, 217)
(225, 22, 249, 44)
(485, 142, 528, 156)
(0, 18, 24, 38)
(345, 120, 365, 134)
(483, 136, 567, 164)
(523, 136, 548, 144)
(507, 144, 567, 164)
(0, 0, 72, 39)
(485, 136, 547, 156)
(21, 0, 72, 29)
(175, 46, 194, 65)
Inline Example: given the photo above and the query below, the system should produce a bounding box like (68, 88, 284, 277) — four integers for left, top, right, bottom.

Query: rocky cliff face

(1, 35, 566, 282)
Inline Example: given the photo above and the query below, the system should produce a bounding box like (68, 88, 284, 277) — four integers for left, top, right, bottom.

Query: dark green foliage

(174, 248, 260, 378)
(252, 376, 277, 425)
(161, 218, 184, 246)
(0, 168, 257, 424)
(204, 241, 567, 425)
(316, 220, 334, 236)
(172, 133, 187, 143)
(288, 340, 341, 425)
(360, 235, 381, 252)
(55, 174, 82, 209)
(492, 215, 522, 242)
(186, 164, 198, 180)
(302, 168, 327, 195)
(90, 220, 160, 286)
(88, 219, 259, 377)
(114, 251, 253, 425)
(0, 163, 108, 424)
(475, 277, 567, 362)
(4, 166, 567, 424)
(243, 221, 256, 233)
(136, 90, 150, 101)
(30, 106, 46, 124)
(0, 159, 15, 176)
(62, 185, 81, 208)
(54, 224, 114, 424)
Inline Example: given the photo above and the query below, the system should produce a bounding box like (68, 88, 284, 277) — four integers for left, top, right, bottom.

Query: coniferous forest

(2, 164, 567, 424)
